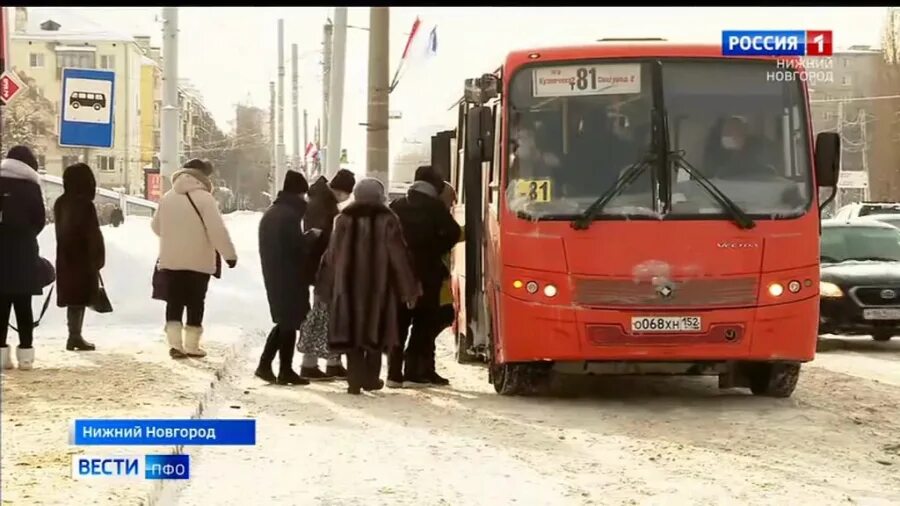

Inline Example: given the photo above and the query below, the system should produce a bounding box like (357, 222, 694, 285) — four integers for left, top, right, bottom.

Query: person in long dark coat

(0, 146, 46, 370)
(316, 178, 421, 395)
(256, 171, 318, 385)
(297, 175, 348, 381)
(54, 163, 105, 352)
(389, 166, 461, 388)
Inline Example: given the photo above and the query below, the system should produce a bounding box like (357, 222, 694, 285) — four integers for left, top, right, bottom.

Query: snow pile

(34, 212, 269, 335)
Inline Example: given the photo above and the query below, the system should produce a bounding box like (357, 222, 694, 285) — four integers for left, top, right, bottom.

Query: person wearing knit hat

(329, 169, 356, 205)
(389, 166, 461, 388)
(316, 176, 421, 394)
(256, 169, 318, 385)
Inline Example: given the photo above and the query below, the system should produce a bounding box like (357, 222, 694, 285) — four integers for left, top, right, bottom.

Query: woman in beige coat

(152, 159, 237, 358)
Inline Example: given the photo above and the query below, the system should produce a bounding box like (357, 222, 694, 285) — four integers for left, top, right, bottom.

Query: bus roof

(506, 44, 795, 67)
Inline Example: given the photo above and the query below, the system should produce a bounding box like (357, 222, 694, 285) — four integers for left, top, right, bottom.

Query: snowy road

(3, 213, 900, 505)
(176, 334, 900, 506)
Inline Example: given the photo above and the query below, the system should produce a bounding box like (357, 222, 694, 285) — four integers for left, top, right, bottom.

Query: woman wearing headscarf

(54, 163, 105, 352)
(152, 159, 238, 359)
(316, 178, 420, 394)
(0, 146, 46, 370)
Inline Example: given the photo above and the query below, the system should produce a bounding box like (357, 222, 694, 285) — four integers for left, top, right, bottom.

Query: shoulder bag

(90, 272, 113, 314)
(185, 192, 222, 279)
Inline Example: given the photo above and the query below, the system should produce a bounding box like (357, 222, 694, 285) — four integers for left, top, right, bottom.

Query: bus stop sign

(59, 68, 116, 149)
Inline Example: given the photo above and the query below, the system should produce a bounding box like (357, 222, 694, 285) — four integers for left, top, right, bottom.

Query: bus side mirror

(465, 106, 495, 163)
(815, 132, 840, 187)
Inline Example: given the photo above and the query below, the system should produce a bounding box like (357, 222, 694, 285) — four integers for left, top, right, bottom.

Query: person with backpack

(0, 146, 47, 370)
(152, 159, 237, 359)
(54, 163, 105, 352)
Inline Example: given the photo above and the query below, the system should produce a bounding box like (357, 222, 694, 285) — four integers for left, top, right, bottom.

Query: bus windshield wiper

(668, 150, 756, 230)
(571, 154, 656, 230)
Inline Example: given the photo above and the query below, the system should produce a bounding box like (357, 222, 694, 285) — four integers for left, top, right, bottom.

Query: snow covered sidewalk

(0, 324, 257, 505)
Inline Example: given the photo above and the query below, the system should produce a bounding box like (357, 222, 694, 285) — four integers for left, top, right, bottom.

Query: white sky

(25, 7, 889, 169)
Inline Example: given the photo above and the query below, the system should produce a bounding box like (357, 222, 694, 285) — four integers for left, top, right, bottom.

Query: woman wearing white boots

(0, 146, 48, 371)
(152, 159, 237, 359)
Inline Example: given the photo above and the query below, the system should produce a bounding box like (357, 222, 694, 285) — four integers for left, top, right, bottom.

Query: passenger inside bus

(703, 115, 773, 180)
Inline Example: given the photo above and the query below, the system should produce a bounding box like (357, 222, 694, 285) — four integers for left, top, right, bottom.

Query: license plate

(862, 308, 900, 320)
(631, 316, 702, 333)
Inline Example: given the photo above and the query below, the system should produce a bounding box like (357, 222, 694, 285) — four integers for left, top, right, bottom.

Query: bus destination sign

(532, 63, 641, 98)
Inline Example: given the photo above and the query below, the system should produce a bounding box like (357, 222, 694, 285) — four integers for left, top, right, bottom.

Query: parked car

(819, 219, 900, 342)
(858, 213, 900, 230)
(833, 201, 900, 221)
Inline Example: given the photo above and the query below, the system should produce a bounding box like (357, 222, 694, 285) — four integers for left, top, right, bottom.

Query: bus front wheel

(492, 362, 550, 396)
(748, 362, 801, 398)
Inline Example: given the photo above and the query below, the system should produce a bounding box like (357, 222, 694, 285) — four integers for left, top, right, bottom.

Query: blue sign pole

(59, 68, 116, 149)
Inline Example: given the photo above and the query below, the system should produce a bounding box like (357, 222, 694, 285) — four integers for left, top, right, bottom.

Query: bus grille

(573, 277, 758, 308)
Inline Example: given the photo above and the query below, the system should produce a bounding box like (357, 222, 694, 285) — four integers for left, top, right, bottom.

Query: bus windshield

(506, 58, 813, 220)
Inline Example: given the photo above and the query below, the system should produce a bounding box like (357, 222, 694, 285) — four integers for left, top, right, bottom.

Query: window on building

(30, 53, 45, 68)
(842, 58, 850, 68)
(57, 51, 96, 78)
(97, 155, 116, 172)
(36, 155, 46, 170)
(100, 55, 116, 69)
(842, 75, 852, 86)
(62, 155, 80, 169)
(823, 111, 835, 121)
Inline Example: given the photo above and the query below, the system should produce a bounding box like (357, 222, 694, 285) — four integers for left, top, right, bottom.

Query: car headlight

(820, 281, 843, 298)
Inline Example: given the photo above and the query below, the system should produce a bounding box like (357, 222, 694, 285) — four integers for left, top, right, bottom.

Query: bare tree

(871, 7, 900, 200)
(0, 70, 55, 156)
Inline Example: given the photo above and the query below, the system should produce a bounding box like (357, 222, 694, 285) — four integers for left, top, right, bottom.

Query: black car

(819, 219, 900, 342)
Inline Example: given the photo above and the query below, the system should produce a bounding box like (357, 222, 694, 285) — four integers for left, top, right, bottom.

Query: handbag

(151, 261, 168, 301)
(89, 273, 113, 314)
(7, 286, 54, 332)
(297, 299, 331, 356)
(185, 193, 222, 279)
(37, 257, 56, 288)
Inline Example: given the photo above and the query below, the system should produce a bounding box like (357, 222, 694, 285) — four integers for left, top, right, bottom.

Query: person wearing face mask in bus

(710, 116, 770, 180)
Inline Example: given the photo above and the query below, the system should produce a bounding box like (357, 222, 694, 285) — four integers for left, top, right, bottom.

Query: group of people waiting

(1, 144, 463, 396)
(0, 146, 108, 370)
(255, 166, 461, 394)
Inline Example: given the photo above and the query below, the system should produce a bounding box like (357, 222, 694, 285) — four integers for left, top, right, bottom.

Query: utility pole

(276, 19, 286, 191)
(291, 43, 300, 173)
(321, 21, 333, 170)
(269, 81, 276, 196)
(302, 108, 309, 173)
(860, 107, 870, 201)
(326, 8, 347, 178)
(160, 7, 180, 192)
(835, 100, 844, 210)
(366, 7, 390, 186)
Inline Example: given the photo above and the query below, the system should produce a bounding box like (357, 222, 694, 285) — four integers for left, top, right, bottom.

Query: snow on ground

(1, 213, 270, 505)
(4, 212, 900, 505)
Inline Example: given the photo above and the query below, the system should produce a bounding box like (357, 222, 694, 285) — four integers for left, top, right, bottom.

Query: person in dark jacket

(329, 168, 356, 206)
(256, 171, 318, 385)
(316, 178, 421, 395)
(388, 166, 462, 388)
(54, 163, 105, 352)
(297, 175, 348, 380)
(0, 146, 47, 370)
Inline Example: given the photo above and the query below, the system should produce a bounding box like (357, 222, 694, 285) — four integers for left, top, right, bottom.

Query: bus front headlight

(820, 282, 843, 298)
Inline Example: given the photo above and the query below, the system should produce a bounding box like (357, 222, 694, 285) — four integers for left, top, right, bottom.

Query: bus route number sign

(532, 64, 641, 98)
(515, 179, 552, 202)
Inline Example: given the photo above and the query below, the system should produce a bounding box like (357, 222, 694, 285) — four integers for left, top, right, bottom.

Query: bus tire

(492, 363, 550, 396)
(748, 362, 800, 398)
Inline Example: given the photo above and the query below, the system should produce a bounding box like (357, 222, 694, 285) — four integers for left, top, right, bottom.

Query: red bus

(439, 42, 840, 398)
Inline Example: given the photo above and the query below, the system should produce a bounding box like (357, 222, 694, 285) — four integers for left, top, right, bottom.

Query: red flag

(400, 17, 421, 60)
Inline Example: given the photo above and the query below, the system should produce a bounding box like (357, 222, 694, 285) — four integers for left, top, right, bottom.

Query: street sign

(0, 70, 26, 105)
(837, 170, 868, 189)
(59, 68, 115, 149)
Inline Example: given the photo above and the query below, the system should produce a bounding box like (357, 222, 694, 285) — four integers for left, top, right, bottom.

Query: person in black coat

(0, 146, 47, 370)
(256, 171, 318, 386)
(388, 165, 462, 387)
(54, 163, 105, 352)
(296, 175, 348, 381)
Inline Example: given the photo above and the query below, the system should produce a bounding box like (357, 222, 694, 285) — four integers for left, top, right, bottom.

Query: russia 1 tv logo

(722, 30, 832, 57)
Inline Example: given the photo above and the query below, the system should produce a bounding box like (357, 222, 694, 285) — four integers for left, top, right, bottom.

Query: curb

(145, 329, 264, 506)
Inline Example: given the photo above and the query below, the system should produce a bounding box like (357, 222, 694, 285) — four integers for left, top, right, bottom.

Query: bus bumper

(496, 293, 818, 364)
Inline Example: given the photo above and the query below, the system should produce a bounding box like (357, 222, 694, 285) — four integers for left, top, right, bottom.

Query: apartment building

(8, 8, 144, 194)
(136, 36, 162, 176)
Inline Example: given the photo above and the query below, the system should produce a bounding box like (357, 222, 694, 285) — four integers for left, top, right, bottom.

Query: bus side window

(457, 103, 467, 204)
(487, 103, 500, 210)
